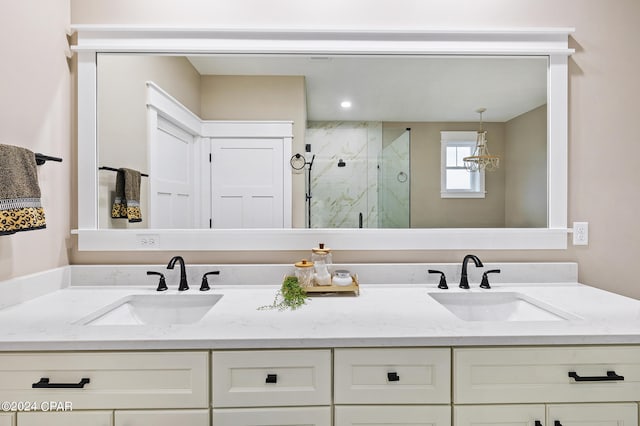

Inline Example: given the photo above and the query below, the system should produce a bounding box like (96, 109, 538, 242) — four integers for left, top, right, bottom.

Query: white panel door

(149, 116, 196, 228)
(547, 403, 638, 426)
(454, 404, 545, 426)
(211, 137, 285, 228)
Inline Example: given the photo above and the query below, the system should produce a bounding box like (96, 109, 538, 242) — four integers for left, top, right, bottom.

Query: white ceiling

(187, 54, 547, 123)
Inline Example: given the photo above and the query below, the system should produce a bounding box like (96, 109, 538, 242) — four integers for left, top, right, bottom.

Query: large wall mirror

(74, 27, 573, 250)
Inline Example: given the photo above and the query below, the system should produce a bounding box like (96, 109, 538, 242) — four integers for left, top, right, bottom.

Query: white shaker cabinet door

(335, 405, 451, 426)
(114, 409, 209, 426)
(0, 413, 14, 426)
(547, 403, 638, 426)
(454, 404, 545, 426)
(17, 411, 112, 426)
(213, 406, 331, 426)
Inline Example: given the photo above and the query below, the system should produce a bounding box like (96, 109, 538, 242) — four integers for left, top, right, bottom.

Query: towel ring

(290, 153, 306, 170)
(397, 171, 408, 183)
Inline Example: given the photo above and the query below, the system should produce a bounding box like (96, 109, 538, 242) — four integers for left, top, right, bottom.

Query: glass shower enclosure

(305, 122, 410, 228)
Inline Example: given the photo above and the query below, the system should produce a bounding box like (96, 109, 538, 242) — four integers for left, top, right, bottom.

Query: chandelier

(463, 108, 500, 172)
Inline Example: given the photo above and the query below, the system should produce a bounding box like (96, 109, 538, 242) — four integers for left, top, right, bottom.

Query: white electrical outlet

(573, 222, 588, 245)
(136, 234, 160, 248)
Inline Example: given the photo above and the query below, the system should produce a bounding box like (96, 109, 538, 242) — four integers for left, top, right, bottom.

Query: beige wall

(0, 0, 71, 280)
(505, 105, 547, 227)
(64, 0, 640, 300)
(200, 75, 307, 227)
(386, 122, 506, 228)
(97, 55, 201, 228)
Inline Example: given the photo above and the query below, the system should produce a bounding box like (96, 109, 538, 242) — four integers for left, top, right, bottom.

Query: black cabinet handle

(568, 370, 624, 382)
(32, 378, 90, 389)
(554, 422, 562, 426)
(535, 421, 543, 426)
(265, 374, 277, 384)
(387, 372, 400, 382)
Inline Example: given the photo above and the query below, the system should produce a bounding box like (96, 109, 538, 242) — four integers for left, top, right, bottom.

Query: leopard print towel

(111, 168, 142, 223)
(0, 144, 46, 235)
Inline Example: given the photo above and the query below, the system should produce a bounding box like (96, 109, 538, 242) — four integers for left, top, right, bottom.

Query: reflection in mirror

(97, 54, 548, 230)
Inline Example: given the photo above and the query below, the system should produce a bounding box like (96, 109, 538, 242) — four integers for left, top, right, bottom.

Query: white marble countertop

(0, 283, 640, 350)
(2, 265, 640, 351)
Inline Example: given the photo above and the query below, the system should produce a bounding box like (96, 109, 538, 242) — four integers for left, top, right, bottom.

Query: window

(441, 131, 485, 198)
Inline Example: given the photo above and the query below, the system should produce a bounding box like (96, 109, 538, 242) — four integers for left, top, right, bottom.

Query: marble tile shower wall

(306, 121, 381, 228)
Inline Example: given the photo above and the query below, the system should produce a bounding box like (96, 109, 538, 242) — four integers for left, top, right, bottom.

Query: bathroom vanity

(1, 263, 640, 426)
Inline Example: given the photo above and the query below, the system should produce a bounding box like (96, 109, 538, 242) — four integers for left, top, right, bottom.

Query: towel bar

(35, 153, 63, 165)
(99, 166, 149, 177)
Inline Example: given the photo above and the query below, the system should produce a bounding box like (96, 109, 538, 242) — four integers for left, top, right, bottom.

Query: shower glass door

(378, 128, 411, 228)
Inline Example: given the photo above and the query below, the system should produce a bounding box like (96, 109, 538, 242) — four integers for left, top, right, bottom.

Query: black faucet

(167, 256, 189, 291)
(460, 254, 483, 289)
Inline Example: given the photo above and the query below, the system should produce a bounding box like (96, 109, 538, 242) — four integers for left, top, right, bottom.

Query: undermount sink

(428, 292, 577, 322)
(77, 294, 223, 326)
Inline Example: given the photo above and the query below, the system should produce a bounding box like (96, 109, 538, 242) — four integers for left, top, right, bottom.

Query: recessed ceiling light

(340, 101, 352, 109)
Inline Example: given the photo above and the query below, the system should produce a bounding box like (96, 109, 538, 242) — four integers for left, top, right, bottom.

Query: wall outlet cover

(573, 222, 588, 245)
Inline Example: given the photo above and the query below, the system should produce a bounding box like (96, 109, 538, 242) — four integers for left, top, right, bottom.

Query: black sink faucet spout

(460, 254, 483, 289)
(167, 256, 189, 291)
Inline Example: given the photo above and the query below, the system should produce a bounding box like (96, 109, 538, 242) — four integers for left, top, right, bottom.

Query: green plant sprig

(258, 276, 308, 311)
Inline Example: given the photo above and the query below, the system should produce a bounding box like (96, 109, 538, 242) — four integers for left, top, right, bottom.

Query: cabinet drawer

(213, 407, 331, 425)
(212, 349, 331, 407)
(334, 348, 451, 404)
(454, 346, 640, 403)
(0, 351, 208, 409)
(115, 409, 209, 426)
(335, 405, 451, 426)
(17, 411, 112, 426)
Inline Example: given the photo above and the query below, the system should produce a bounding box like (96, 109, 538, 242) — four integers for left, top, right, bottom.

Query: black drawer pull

(265, 374, 278, 384)
(387, 372, 400, 382)
(568, 371, 624, 382)
(32, 378, 90, 389)
(535, 421, 543, 426)
(554, 422, 562, 426)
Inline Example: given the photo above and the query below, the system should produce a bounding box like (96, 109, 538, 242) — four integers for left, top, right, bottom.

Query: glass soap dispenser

(311, 243, 333, 286)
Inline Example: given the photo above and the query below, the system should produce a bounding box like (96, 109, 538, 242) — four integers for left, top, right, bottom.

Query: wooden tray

(303, 274, 360, 296)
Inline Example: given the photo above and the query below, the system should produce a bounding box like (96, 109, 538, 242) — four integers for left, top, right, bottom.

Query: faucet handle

(200, 271, 220, 291)
(480, 269, 501, 289)
(428, 269, 448, 289)
(147, 271, 168, 292)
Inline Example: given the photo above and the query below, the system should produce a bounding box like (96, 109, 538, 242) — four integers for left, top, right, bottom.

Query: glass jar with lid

(311, 243, 332, 286)
(294, 259, 314, 288)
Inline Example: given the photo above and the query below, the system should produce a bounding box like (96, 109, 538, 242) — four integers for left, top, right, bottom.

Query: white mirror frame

(72, 26, 574, 251)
